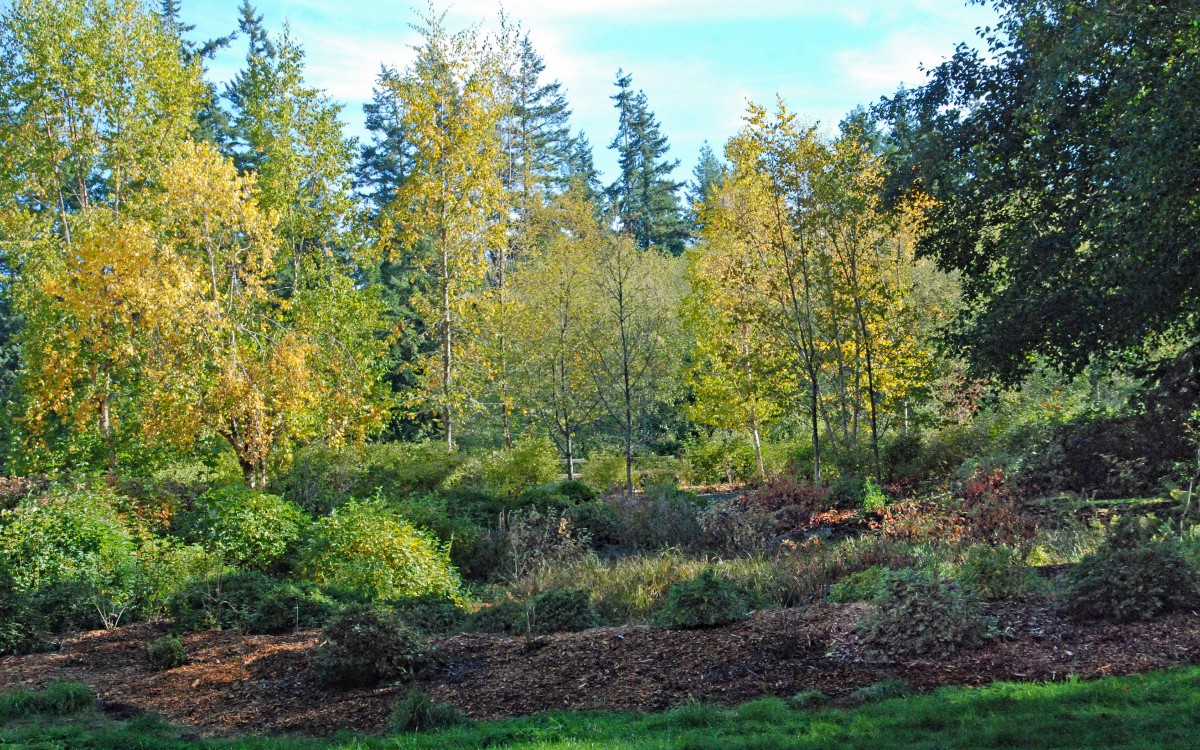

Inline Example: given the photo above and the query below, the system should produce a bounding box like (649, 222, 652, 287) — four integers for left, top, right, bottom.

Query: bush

(166, 571, 277, 632)
(580, 451, 627, 494)
(495, 508, 587, 582)
(606, 489, 703, 552)
(390, 689, 468, 733)
(682, 433, 759, 486)
(699, 503, 775, 555)
(788, 690, 829, 709)
(0, 479, 137, 625)
(358, 442, 466, 498)
(567, 501, 622, 548)
(481, 437, 561, 497)
(858, 569, 989, 658)
(556, 480, 595, 504)
(249, 582, 339, 634)
(827, 567, 887, 603)
(33, 579, 105, 634)
(470, 599, 525, 635)
(524, 588, 599, 635)
(316, 605, 426, 688)
(852, 678, 910, 703)
(957, 545, 1045, 601)
(1062, 517, 1200, 622)
(389, 594, 469, 636)
(654, 569, 754, 629)
(0, 569, 47, 656)
(298, 498, 462, 602)
(269, 443, 363, 515)
(133, 538, 225, 620)
(144, 635, 188, 670)
(180, 486, 308, 572)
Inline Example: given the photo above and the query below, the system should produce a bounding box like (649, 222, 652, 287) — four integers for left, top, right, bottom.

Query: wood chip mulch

(3, 600, 1200, 737)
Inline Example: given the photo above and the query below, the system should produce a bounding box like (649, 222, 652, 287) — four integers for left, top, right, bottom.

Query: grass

(5, 667, 1200, 749)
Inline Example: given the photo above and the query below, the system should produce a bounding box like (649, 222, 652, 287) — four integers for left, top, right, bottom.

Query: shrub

(654, 569, 754, 629)
(298, 498, 462, 602)
(827, 566, 887, 603)
(144, 635, 188, 670)
(496, 508, 587, 582)
(249, 582, 339, 634)
(862, 479, 889, 511)
(269, 443, 364, 515)
(852, 678, 910, 703)
(567, 500, 622, 548)
(1062, 516, 1200, 622)
(0, 569, 47, 656)
(481, 437, 561, 497)
(180, 486, 308, 572)
(166, 571, 277, 632)
(470, 599, 525, 635)
(0, 479, 137, 623)
(606, 489, 703, 552)
(358, 442, 466, 498)
(787, 690, 829, 709)
(858, 569, 988, 658)
(682, 433, 759, 486)
(744, 475, 833, 516)
(699, 503, 775, 555)
(957, 545, 1045, 601)
(133, 538, 225, 620)
(389, 594, 470, 636)
(33, 579, 105, 634)
(390, 690, 469, 733)
(580, 451, 626, 494)
(556, 480, 596, 504)
(524, 588, 599, 635)
(316, 605, 426, 688)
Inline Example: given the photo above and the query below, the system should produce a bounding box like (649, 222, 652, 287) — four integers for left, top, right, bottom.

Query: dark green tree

(565, 132, 605, 206)
(877, 0, 1200, 385)
(686, 140, 724, 232)
(157, 0, 234, 144)
(607, 70, 686, 254)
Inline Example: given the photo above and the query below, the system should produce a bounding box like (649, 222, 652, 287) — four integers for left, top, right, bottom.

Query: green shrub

(0, 479, 137, 622)
(862, 479, 889, 511)
(858, 569, 988, 658)
(787, 690, 829, 709)
(166, 571, 277, 632)
(557, 480, 596, 504)
(524, 588, 599, 635)
(567, 500, 622, 548)
(144, 635, 188, 670)
(654, 569, 754, 629)
(957, 545, 1045, 601)
(0, 569, 47, 656)
(470, 599, 525, 635)
(1063, 517, 1200, 622)
(316, 605, 426, 688)
(481, 437, 561, 497)
(698, 503, 775, 555)
(828, 566, 887, 603)
(358, 442, 466, 498)
(606, 489, 703, 552)
(388, 594, 469, 636)
(390, 689, 469, 733)
(180, 486, 308, 572)
(269, 443, 364, 515)
(682, 433, 758, 485)
(33, 579, 105, 634)
(299, 498, 462, 602)
(580, 451, 627, 494)
(249, 582, 339, 634)
(133, 538, 225, 620)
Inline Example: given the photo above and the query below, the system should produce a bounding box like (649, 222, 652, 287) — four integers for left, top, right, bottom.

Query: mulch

(3, 600, 1200, 737)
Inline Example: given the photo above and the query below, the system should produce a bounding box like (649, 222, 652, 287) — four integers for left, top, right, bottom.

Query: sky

(180, 0, 998, 185)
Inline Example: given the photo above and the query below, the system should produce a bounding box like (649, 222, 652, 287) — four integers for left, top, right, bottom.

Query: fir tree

(606, 70, 686, 254)
(686, 141, 725, 233)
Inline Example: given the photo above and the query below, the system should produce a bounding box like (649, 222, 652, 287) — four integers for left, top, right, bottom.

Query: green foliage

(654, 569, 754, 629)
(180, 486, 308, 572)
(390, 689, 469, 733)
(249, 582, 340, 634)
(580, 451, 626, 494)
(132, 537, 225, 620)
(143, 635, 188, 671)
(682, 433, 758, 485)
(316, 605, 426, 688)
(299, 498, 462, 602)
(827, 566, 887, 604)
(389, 594, 470, 636)
(787, 690, 828, 709)
(862, 479, 888, 511)
(858, 569, 988, 658)
(524, 588, 599, 635)
(32, 580, 104, 634)
(566, 500, 622, 548)
(166, 571, 277, 632)
(556, 480, 596, 504)
(470, 599, 526, 635)
(958, 545, 1045, 601)
(481, 437, 561, 497)
(0, 568, 47, 656)
(1063, 517, 1200, 623)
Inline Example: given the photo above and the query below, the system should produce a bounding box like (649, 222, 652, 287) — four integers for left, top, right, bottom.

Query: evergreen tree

(357, 66, 412, 217)
(686, 141, 725, 233)
(565, 132, 605, 206)
(606, 70, 686, 254)
(157, 0, 234, 144)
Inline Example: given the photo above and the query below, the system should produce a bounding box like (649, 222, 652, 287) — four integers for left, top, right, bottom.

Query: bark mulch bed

(2, 600, 1200, 737)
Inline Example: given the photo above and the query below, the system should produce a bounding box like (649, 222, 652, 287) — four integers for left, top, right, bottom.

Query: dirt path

(3, 601, 1200, 737)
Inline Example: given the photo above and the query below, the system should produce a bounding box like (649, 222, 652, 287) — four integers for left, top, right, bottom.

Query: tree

(586, 237, 686, 493)
(377, 9, 505, 449)
(222, 1, 358, 288)
(507, 182, 606, 478)
(686, 141, 725, 233)
(876, 0, 1200, 385)
(607, 70, 687, 254)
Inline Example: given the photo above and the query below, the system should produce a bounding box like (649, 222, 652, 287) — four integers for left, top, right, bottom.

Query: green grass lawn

(5, 667, 1200, 750)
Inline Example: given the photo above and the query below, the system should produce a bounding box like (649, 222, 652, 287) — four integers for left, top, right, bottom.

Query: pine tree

(607, 70, 686, 254)
(565, 132, 605, 206)
(357, 66, 412, 217)
(687, 141, 725, 233)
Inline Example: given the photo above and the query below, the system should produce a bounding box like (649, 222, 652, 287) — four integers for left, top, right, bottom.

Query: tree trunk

(749, 404, 765, 480)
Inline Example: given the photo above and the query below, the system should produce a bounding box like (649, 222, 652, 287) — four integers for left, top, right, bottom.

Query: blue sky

(180, 0, 998, 184)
